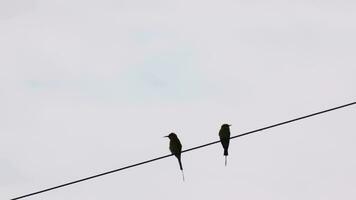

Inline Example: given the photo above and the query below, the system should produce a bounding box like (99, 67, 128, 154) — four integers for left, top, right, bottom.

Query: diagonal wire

(11, 101, 356, 200)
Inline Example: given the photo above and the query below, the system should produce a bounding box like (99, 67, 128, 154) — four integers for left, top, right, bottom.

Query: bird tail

(178, 158, 183, 171)
(225, 155, 227, 166)
(224, 148, 228, 156)
(178, 158, 184, 181)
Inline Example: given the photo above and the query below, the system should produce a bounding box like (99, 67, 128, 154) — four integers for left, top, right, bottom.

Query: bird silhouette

(165, 133, 184, 181)
(219, 124, 231, 166)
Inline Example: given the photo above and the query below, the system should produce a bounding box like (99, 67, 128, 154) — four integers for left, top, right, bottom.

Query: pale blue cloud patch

(124, 50, 205, 103)
(24, 28, 206, 104)
(24, 50, 205, 104)
(25, 79, 125, 102)
(26, 80, 63, 89)
(130, 30, 164, 45)
(122, 29, 213, 103)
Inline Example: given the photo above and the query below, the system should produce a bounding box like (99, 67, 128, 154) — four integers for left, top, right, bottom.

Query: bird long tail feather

(181, 170, 185, 182)
(225, 155, 227, 166)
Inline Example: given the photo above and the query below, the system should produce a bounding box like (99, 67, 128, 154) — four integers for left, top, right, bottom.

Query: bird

(219, 124, 231, 166)
(164, 132, 184, 181)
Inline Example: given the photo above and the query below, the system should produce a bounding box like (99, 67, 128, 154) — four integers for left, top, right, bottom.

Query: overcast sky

(1, 0, 356, 199)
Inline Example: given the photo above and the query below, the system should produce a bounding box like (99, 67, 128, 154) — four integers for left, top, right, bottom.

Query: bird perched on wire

(219, 124, 231, 166)
(164, 133, 184, 181)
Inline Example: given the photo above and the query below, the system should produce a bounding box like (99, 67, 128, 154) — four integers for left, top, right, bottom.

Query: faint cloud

(124, 50, 206, 101)
(25, 80, 63, 89)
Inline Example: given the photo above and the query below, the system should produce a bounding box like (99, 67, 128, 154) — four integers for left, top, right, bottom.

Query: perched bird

(164, 133, 184, 181)
(219, 124, 231, 166)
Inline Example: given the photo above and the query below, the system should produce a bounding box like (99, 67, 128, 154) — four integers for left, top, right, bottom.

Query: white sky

(1, 0, 356, 199)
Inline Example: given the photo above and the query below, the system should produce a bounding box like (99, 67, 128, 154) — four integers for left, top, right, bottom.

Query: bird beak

(228, 124, 232, 126)
(163, 135, 169, 138)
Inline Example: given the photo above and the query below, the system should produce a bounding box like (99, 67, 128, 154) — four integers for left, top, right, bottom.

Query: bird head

(221, 124, 231, 129)
(164, 132, 177, 140)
